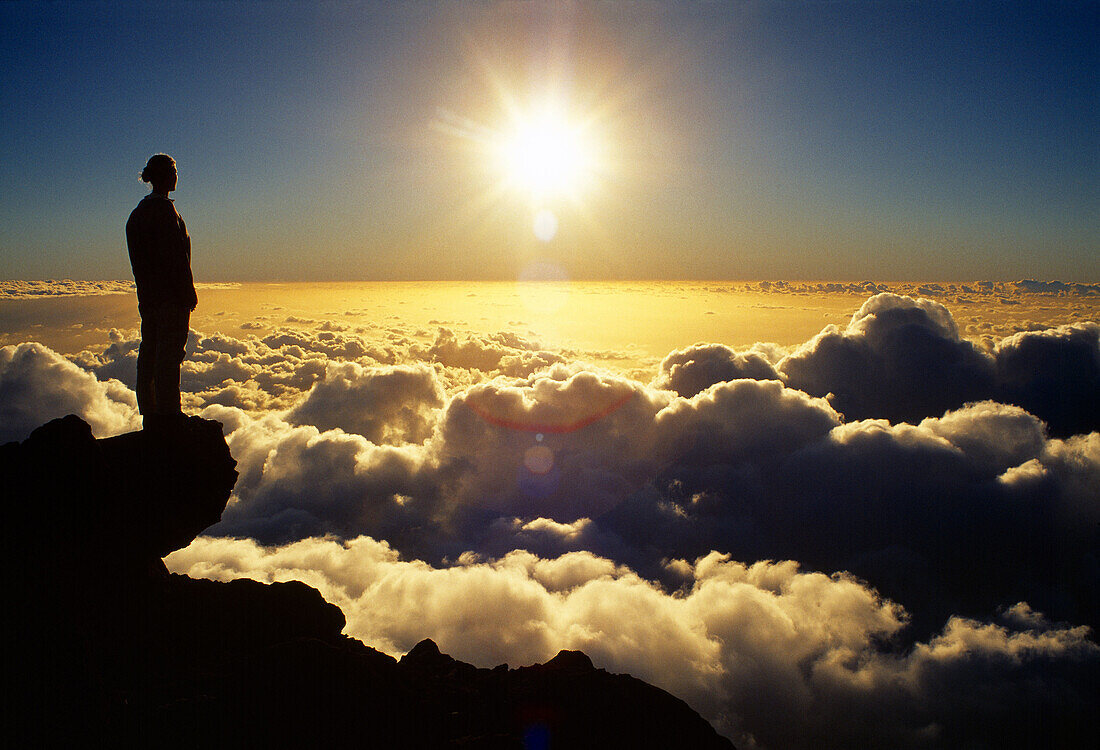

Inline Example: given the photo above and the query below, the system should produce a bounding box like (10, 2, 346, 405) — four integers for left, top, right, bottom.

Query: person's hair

(140, 153, 176, 183)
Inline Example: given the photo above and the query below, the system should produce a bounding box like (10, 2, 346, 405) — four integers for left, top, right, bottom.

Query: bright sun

(496, 106, 596, 199)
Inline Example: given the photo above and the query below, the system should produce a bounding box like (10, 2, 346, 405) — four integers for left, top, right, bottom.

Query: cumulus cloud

(286, 361, 444, 444)
(259, 327, 379, 362)
(167, 537, 1099, 750)
(77, 327, 383, 413)
(69, 328, 141, 387)
(603, 400, 1097, 636)
(993, 323, 1100, 438)
(653, 343, 780, 397)
(0, 342, 139, 442)
(777, 294, 1100, 437)
(434, 366, 665, 518)
(778, 294, 996, 425)
(416, 328, 568, 377)
(197, 406, 447, 557)
(70, 323, 592, 416)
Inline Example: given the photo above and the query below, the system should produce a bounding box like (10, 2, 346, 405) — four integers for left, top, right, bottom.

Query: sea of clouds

(2, 290, 1098, 748)
(3, 277, 1099, 301)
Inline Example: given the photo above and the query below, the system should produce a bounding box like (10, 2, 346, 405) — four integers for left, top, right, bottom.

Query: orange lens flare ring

(464, 391, 634, 434)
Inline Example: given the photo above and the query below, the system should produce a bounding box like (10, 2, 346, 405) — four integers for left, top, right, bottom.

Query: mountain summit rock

(3, 415, 732, 748)
(4, 413, 238, 575)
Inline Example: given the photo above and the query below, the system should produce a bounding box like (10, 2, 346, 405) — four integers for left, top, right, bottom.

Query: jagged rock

(400, 637, 459, 673)
(398, 639, 732, 749)
(3, 416, 733, 748)
(542, 648, 594, 673)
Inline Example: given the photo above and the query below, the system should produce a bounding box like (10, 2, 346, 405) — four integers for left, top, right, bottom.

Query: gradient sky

(1, 0, 1096, 282)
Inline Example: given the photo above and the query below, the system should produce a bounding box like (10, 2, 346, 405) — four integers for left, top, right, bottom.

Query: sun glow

(496, 106, 597, 199)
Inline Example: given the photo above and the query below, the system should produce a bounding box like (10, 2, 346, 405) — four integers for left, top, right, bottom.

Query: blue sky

(1, 0, 1096, 281)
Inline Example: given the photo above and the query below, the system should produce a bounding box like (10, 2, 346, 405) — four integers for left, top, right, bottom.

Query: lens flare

(464, 390, 634, 434)
(523, 444, 555, 475)
(533, 209, 558, 242)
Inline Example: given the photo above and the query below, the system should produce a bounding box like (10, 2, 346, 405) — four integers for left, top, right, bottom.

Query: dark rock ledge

(2, 415, 733, 749)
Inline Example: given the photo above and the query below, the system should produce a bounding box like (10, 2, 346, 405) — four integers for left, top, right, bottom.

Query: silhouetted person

(126, 154, 197, 426)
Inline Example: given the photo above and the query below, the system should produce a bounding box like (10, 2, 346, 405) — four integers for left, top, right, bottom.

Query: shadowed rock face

(3, 416, 733, 749)
(399, 639, 731, 749)
(98, 417, 240, 559)
(3, 413, 238, 575)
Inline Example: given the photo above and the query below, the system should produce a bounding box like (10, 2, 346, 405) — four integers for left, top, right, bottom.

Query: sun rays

(494, 104, 599, 201)
(428, 33, 613, 255)
(432, 94, 607, 246)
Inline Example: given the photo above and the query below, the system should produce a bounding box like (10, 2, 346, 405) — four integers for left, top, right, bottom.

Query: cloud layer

(188, 369, 1099, 640)
(4, 290, 1099, 747)
(0, 279, 240, 299)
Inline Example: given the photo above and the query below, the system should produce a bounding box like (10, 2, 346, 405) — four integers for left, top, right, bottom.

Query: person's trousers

(136, 304, 190, 415)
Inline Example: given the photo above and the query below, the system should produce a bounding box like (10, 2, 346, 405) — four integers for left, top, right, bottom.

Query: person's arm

(170, 208, 198, 311)
(126, 207, 157, 302)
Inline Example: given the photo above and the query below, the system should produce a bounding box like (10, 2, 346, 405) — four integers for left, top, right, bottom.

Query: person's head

(141, 153, 177, 194)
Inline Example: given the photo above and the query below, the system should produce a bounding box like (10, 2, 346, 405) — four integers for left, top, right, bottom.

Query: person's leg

(135, 306, 157, 416)
(152, 305, 190, 415)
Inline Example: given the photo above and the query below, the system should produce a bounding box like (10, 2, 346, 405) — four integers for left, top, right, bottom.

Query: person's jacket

(126, 193, 198, 310)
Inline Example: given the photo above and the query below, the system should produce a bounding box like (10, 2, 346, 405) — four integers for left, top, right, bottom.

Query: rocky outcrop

(3, 414, 241, 743)
(399, 639, 731, 749)
(3, 416, 733, 748)
(4, 413, 238, 576)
